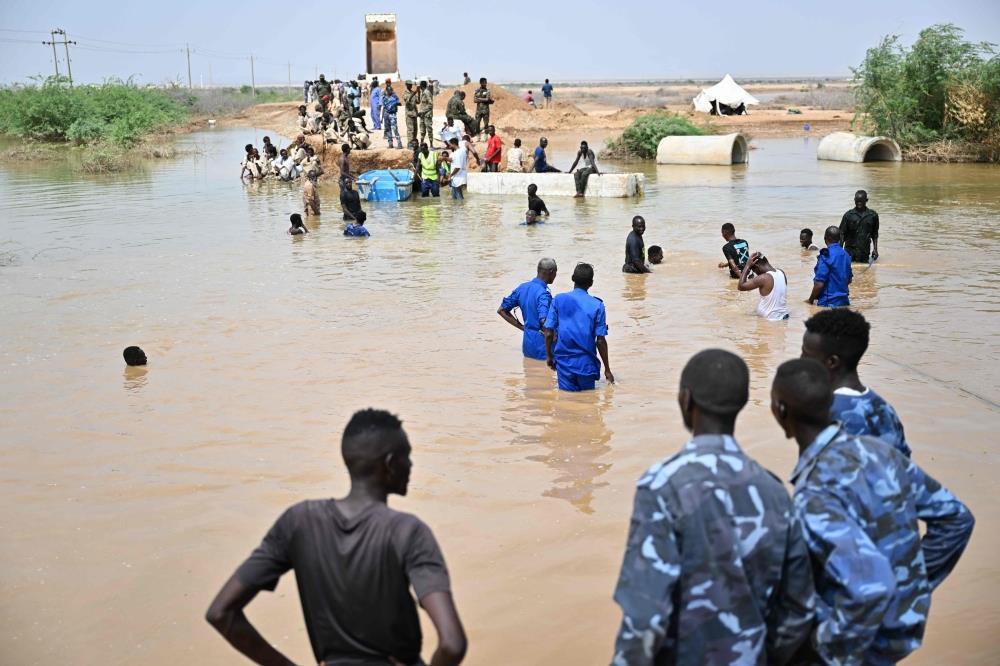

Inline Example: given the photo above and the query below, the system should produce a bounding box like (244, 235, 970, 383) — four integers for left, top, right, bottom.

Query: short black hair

(721, 223, 735, 235)
(800, 228, 813, 237)
(824, 225, 841, 242)
(290, 213, 303, 226)
(648, 245, 663, 255)
(123, 346, 147, 366)
(804, 309, 871, 370)
(527, 183, 538, 195)
(342, 143, 351, 153)
(773, 358, 833, 425)
(680, 349, 749, 417)
(632, 215, 645, 225)
(514, 138, 521, 147)
(572, 263, 594, 288)
(479, 77, 487, 84)
(245, 143, 253, 152)
(341, 409, 407, 477)
(448, 138, 459, 146)
(855, 189, 868, 199)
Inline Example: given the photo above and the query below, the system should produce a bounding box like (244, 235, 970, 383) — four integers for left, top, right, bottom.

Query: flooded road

(1, 129, 998, 664)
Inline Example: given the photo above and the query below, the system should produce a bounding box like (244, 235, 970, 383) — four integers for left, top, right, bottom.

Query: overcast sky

(1, 0, 998, 86)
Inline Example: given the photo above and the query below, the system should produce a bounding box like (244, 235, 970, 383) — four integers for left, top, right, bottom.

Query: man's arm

(543, 306, 558, 370)
(206, 575, 297, 666)
(871, 212, 879, 260)
(497, 290, 524, 331)
(807, 281, 825, 304)
(596, 336, 614, 383)
(738, 255, 768, 292)
(907, 460, 975, 589)
(798, 491, 895, 666)
(765, 513, 816, 664)
(612, 487, 680, 666)
(421, 591, 467, 666)
(566, 151, 581, 173)
(808, 255, 829, 304)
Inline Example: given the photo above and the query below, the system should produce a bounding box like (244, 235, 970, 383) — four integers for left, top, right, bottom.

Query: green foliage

(0, 77, 187, 147)
(604, 112, 707, 159)
(853, 23, 999, 154)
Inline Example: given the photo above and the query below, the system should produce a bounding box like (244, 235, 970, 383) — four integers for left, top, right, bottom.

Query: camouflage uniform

(831, 387, 911, 457)
(612, 434, 815, 666)
(473, 86, 493, 136)
(791, 424, 974, 665)
(445, 92, 476, 137)
(418, 87, 434, 146)
(404, 86, 419, 146)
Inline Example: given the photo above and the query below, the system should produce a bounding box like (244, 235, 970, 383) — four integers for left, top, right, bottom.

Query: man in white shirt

(447, 138, 468, 200)
(439, 119, 462, 147)
(506, 138, 524, 172)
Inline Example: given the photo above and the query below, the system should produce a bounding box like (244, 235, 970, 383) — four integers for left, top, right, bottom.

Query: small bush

(603, 112, 707, 159)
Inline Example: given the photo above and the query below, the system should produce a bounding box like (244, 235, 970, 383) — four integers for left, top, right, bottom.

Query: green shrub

(603, 112, 707, 159)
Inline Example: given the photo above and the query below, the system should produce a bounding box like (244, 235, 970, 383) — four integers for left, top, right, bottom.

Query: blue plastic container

(356, 169, 414, 201)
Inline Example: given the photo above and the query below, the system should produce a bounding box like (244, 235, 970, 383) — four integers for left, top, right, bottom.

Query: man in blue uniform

(808, 226, 852, 307)
(771, 359, 974, 665)
(611, 349, 815, 666)
(802, 308, 911, 456)
(497, 258, 557, 361)
(543, 263, 614, 391)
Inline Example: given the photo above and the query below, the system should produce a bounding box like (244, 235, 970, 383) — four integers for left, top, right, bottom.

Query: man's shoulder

(636, 447, 787, 505)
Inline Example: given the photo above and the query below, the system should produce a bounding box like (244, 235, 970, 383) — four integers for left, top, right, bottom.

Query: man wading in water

(840, 190, 879, 264)
(207, 409, 467, 666)
(622, 215, 651, 274)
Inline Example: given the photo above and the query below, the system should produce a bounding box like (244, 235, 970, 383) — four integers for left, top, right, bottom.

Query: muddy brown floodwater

(1, 129, 998, 665)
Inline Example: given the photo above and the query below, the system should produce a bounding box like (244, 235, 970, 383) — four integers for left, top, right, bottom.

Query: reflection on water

(1, 128, 998, 665)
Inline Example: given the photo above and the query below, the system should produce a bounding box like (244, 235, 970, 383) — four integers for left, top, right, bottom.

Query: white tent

(693, 75, 760, 114)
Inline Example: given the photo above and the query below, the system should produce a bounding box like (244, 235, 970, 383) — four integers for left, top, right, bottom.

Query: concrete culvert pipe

(656, 133, 749, 166)
(817, 132, 902, 163)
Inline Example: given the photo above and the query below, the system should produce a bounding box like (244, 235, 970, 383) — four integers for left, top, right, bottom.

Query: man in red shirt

(483, 125, 503, 173)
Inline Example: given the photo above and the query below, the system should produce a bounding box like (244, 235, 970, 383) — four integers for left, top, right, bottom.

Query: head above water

(537, 257, 557, 282)
(802, 308, 871, 377)
(824, 225, 841, 245)
(527, 183, 538, 196)
(799, 228, 814, 247)
(677, 349, 750, 435)
(770, 358, 834, 439)
(648, 245, 663, 264)
(632, 215, 646, 235)
(289, 213, 305, 228)
(341, 409, 412, 495)
(854, 189, 868, 209)
(123, 346, 147, 367)
(721, 222, 736, 240)
(572, 262, 594, 290)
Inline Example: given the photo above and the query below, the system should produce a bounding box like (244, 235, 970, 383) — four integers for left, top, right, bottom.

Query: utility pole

(249, 54, 256, 96)
(43, 30, 60, 79)
(186, 44, 192, 89)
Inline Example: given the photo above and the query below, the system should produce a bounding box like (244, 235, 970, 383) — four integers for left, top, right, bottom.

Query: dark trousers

(574, 167, 595, 194)
(421, 179, 440, 197)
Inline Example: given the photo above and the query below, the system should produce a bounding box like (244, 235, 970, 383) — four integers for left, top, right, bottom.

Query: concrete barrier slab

(817, 132, 902, 162)
(466, 172, 644, 198)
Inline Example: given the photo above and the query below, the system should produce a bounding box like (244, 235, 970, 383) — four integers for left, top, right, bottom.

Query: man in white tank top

(738, 252, 789, 320)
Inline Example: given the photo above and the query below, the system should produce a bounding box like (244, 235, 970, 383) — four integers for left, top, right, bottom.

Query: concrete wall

(817, 132, 902, 163)
(466, 172, 645, 198)
(656, 133, 749, 166)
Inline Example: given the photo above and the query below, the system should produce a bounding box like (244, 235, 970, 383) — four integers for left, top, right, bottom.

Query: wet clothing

(235, 500, 450, 665)
(419, 151, 440, 197)
(527, 194, 548, 216)
(623, 230, 646, 273)
(840, 207, 879, 263)
(344, 223, 370, 237)
(339, 188, 364, 222)
(722, 238, 750, 278)
(303, 180, 320, 216)
(791, 425, 974, 666)
(832, 386, 911, 457)
(612, 434, 815, 666)
(756, 270, 789, 320)
(543, 287, 608, 391)
(813, 242, 852, 307)
(450, 145, 469, 188)
(500, 277, 553, 360)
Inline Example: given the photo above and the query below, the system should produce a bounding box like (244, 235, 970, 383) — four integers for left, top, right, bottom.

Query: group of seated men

(240, 135, 323, 182)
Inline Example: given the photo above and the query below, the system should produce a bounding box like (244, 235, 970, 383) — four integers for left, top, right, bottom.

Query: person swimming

(123, 346, 147, 366)
(288, 213, 308, 235)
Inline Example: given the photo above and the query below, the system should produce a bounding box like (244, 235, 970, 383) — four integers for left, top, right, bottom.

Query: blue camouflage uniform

(543, 288, 608, 391)
(499, 277, 553, 361)
(612, 434, 816, 665)
(791, 424, 974, 665)
(832, 387, 911, 457)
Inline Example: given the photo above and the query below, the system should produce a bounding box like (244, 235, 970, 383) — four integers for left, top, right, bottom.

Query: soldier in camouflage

(473, 77, 494, 139)
(611, 349, 815, 666)
(771, 358, 975, 665)
(403, 80, 419, 148)
(801, 308, 911, 456)
(418, 80, 435, 147)
(446, 90, 476, 137)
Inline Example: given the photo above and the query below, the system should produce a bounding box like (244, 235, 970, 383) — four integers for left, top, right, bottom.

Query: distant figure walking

(541, 78, 553, 108)
(738, 252, 789, 320)
(840, 189, 880, 263)
(808, 226, 852, 307)
(206, 409, 468, 666)
(622, 215, 651, 273)
(566, 141, 599, 197)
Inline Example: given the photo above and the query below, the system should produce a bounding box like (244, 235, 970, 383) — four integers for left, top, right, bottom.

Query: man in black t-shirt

(206, 409, 467, 666)
(840, 189, 880, 263)
(719, 222, 750, 279)
(527, 183, 550, 217)
(623, 215, 651, 273)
